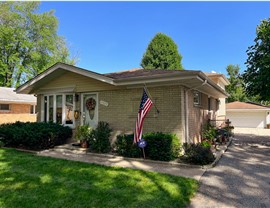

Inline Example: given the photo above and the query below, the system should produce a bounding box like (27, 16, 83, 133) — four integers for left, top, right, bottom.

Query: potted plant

(74, 125, 92, 148)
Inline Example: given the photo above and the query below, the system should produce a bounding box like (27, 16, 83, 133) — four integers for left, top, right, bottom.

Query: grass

(0, 148, 198, 208)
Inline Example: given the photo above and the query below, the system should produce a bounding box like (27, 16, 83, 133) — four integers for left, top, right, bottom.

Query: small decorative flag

(134, 88, 153, 144)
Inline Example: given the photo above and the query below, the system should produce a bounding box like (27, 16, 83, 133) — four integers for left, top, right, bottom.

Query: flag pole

(144, 84, 160, 114)
(142, 148, 145, 159)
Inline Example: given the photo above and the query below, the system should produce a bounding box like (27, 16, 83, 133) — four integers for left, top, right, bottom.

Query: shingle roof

(226, 101, 270, 109)
(0, 87, 36, 104)
(104, 68, 198, 79)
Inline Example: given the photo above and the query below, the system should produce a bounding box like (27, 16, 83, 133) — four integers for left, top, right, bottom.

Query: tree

(242, 18, 270, 101)
(0, 2, 76, 87)
(141, 33, 183, 70)
(225, 64, 247, 102)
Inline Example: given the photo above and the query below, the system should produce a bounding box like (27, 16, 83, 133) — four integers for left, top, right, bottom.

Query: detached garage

(226, 101, 270, 128)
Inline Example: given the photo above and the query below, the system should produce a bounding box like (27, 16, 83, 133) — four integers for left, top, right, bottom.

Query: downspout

(184, 79, 207, 143)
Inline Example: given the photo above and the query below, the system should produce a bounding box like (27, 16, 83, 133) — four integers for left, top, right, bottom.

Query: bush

(182, 143, 215, 165)
(115, 134, 142, 158)
(89, 121, 112, 153)
(202, 124, 216, 143)
(115, 132, 181, 161)
(0, 122, 72, 150)
(144, 132, 181, 161)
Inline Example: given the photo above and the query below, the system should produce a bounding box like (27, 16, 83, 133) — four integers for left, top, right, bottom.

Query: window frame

(43, 93, 75, 128)
(193, 91, 201, 107)
(0, 104, 10, 111)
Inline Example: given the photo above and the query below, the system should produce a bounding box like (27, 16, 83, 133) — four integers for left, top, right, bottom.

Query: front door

(81, 93, 98, 128)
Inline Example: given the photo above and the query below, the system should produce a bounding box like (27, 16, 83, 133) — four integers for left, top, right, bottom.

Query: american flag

(134, 88, 153, 144)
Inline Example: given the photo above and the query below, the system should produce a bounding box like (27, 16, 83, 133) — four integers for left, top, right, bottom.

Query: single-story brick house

(0, 87, 37, 124)
(226, 101, 270, 128)
(16, 63, 229, 143)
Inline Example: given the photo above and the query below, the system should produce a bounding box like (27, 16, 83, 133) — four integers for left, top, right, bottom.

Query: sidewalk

(37, 140, 231, 181)
(38, 148, 206, 180)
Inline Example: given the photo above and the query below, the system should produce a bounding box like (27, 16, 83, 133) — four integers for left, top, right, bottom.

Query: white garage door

(226, 111, 266, 128)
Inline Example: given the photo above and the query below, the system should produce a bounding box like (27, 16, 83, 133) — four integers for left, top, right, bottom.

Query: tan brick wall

(187, 91, 206, 143)
(0, 114, 36, 124)
(0, 103, 36, 124)
(98, 86, 184, 143)
(0, 103, 32, 114)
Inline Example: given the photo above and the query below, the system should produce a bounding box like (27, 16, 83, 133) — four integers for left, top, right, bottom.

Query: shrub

(115, 132, 181, 161)
(89, 121, 112, 153)
(144, 132, 181, 161)
(182, 143, 215, 165)
(75, 125, 92, 141)
(115, 134, 142, 158)
(0, 122, 72, 150)
(202, 124, 216, 143)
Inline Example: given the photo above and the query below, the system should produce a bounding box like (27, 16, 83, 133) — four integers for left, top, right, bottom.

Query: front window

(193, 91, 201, 106)
(0, 104, 10, 111)
(43, 94, 75, 127)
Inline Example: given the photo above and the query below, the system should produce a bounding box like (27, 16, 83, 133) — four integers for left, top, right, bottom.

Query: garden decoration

(137, 138, 147, 159)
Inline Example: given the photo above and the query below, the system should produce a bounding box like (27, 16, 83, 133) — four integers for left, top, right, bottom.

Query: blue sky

(40, 1, 270, 76)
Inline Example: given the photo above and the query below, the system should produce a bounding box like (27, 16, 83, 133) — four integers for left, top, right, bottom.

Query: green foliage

(225, 64, 247, 102)
(243, 18, 270, 101)
(115, 132, 181, 161)
(0, 2, 76, 87)
(182, 143, 215, 165)
(201, 141, 211, 148)
(202, 124, 216, 142)
(0, 121, 72, 150)
(115, 134, 142, 158)
(144, 132, 181, 161)
(89, 121, 112, 153)
(141, 33, 183, 70)
(74, 125, 92, 141)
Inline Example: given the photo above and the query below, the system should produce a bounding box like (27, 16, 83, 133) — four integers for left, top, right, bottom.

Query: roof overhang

(0, 99, 36, 105)
(227, 109, 270, 112)
(16, 63, 115, 94)
(16, 63, 228, 99)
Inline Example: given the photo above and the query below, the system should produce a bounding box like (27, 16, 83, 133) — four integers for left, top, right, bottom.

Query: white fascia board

(226, 109, 270, 112)
(0, 99, 36, 105)
(198, 73, 228, 98)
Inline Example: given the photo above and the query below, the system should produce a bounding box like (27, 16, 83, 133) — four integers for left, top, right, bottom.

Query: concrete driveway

(189, 131, 270, 208)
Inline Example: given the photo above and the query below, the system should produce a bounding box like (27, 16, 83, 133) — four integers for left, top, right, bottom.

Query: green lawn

(0, 148, 198, 208)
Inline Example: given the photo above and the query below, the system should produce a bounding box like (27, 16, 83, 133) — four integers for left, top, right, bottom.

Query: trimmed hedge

(0, 122, 72, 150)
(114, 134, 142, 158)
(144, 132, 181, 161)
(115, 132, 181, 161)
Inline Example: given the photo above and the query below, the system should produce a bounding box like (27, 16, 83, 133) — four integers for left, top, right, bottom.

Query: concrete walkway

(38, 147, 206, 181)
(189, 133, 270, 208)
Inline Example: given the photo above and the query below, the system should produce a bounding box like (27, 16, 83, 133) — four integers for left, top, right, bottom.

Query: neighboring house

(226, 101, 270, 128)
(16, 63, 228, 143)
(0, 87, 37, 124)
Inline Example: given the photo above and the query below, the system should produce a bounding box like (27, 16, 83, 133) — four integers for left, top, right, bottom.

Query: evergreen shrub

(0, 121, 72, 150)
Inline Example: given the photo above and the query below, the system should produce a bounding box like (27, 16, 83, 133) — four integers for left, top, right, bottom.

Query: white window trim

(43, 93, 75, 128)
(193, 91, 201, 107)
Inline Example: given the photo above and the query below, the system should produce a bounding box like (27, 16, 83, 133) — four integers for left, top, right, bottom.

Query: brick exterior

(36, 85, 220, 144)
(185, 90, 219, 143)
(98, 86, 184, 143)
(0, 103, 36, 124)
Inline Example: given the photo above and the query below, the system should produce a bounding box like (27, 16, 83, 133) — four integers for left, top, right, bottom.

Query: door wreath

(86, 98, 96, 119)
